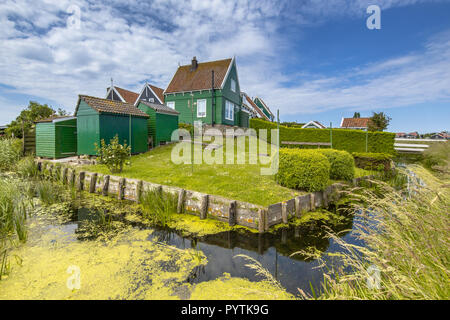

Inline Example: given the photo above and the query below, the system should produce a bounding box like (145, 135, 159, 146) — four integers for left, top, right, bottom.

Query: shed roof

(77, 95, 149, 118)
(165, 58, 232, 93)
(138, 101, 179, 115)
(35, 116, 76, 123)
(341, 117, 371, 128)
(254, 97, 274, 117)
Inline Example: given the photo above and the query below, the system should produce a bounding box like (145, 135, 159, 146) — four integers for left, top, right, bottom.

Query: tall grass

(16, 156, 39, 179)
(296, 165, 449, 300)
(36, 180, 62, 206)
(0, 138, 22, 172)
(139, 188, 177, 226)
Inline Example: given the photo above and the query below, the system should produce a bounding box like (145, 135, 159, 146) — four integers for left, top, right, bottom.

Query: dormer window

(231, 79, 236, 92)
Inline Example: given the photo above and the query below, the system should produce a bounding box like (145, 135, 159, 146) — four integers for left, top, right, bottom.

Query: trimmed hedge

(276, 148, 330, 192)
(250, 118, 395, 154)
(318, 149, 355, 181)
(352, 152, 393, 172)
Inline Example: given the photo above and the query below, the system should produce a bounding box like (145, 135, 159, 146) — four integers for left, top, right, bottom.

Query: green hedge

(276, 148, 330, 192)
(250, 118, 395, 154)
(352, 152, 393, 172)
(318, 149, 355, 181)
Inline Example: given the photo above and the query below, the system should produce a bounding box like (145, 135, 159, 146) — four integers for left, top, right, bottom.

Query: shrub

(276, 148, 330, 192)
(318, 149, 355, 181)
(352, 152, 393, 172)
(95, 134, 131, 173)
(422, 142, 449, 175)
(36, 180, 62, 205)
(0, 138, 22, 171)
(250, 118, 395, 154)
(139, 188, 177, 226)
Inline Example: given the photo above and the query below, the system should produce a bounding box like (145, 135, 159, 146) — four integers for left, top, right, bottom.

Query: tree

(6, 101, 57, 138)
(353, 112, 361, 118)
(368, 112, 391, 132)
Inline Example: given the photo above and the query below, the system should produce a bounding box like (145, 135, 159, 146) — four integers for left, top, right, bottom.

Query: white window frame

(166, 101, 175, 109)
(148, 97, 154, 103)
(225, 100, 234, 121)
(230, 78, 236, 92)
(196, 99, 207, 118)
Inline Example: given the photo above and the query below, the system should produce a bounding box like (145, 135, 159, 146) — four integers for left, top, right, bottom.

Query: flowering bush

(95, 135, 131, 173)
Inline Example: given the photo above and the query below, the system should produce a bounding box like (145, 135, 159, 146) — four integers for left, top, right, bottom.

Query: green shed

(75, 95, 149, 156)
(137, 101, 179, 147)
(35, 116, 77, 159)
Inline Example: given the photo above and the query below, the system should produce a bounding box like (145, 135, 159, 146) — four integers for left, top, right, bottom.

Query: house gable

(135, 83, 164, 105)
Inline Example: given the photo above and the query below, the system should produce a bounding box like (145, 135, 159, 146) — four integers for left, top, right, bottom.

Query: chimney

(191, 56, 198, 71)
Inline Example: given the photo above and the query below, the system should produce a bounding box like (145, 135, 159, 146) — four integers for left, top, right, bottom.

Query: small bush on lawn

(319, 149, 355, 181)
(0, 138, 22, 171)
(95, 134, 131, 173)
(276, 149, 330, 192)
(352, 152, 393, 172)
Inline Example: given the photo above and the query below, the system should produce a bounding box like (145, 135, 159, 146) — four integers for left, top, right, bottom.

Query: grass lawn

(83, 142, 373, 206)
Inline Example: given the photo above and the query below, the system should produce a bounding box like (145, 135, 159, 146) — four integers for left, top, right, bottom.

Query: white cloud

(0, 0, 449, 124)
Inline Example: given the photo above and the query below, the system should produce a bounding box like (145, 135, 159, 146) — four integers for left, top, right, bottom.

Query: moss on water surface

(189, 273, 295, 300)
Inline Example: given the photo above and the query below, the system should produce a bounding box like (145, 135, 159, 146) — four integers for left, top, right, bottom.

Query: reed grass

(36, 180, 63, 206)
(139, 188, 177, 226)
(293, 165, 450, 300)
(15, 156, 39, 179)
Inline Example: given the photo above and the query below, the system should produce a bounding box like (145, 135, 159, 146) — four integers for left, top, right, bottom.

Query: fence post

(62, 167, 68, 184)
(258, 209, 265, 233)
(295, 196, 301, 218)
(177, 189, 186, 213)
(136, 180, 143, 203)
(118, 178, 126, 200)
(200, 195, 209, 219)
(89, 173, 97, 193)
(310, 193, 315, 211)
(70, 169, 76, 187)
(228, 200, 237, 226)
(102, 175, 110, 196)
(48, 164, 53, 180)
(281, 202, 288, 224)
(77, 172, 85, 191)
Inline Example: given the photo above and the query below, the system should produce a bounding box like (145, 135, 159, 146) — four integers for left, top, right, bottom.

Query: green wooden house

(164, 57, 249, 128)
(75, 95, 149, 155)
(253, 97, 274, 122)
(35, 116, 77, 159)
(137, 101, 179, 147)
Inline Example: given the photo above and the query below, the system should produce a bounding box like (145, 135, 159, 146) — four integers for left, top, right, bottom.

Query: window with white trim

(197, 99, 206, 118)
(167, 101, 175, 109)
(225, 100, 234, 121)
(231, 79, 236, 92)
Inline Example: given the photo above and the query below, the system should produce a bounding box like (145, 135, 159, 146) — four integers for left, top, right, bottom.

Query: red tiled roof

(341, 117, 371, 128)
(77, 95, 149, 117)
(243, 93, 269, 121)
(148, 84, 164, 103)
(165, 58, 232, 93)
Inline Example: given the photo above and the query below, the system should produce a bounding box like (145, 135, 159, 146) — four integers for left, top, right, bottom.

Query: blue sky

(0, 0, 449, 133)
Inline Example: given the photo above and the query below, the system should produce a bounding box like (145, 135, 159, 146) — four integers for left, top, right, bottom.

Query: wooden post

(48, 164, 53, 180)
(228, 200, 237, 226)
(200, 194, 209, 219)
(310, 193, 315, 211)
(77, 172, 85, 191)
(118, 177, 126, 200)
(258, 209, 265, 233)
(62, 167, 68, 184)
(281, 202, 288, 224)
(70, 169, 76, 187)
(177, 189, 186, 213)
(89, 173, 97, 193)
(323, 190, 328, 208)
(102, 175, 110, 196)
(37, 161, 42, 172)
(263, 209, 269, 232)
(156, 185, 163, 195)
(136, 180, 144, 203)
(294, 227, 300, 238)
(295, 196, 301, 218)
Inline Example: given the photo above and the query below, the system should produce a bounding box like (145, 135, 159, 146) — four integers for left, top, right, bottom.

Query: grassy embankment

(84, 141, 373, 206)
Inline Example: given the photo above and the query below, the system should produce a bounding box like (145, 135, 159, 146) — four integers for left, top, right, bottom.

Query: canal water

(68, 204, 366, 297)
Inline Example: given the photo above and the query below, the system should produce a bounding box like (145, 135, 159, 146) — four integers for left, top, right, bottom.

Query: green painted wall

(164, 60, 242, 126)
(36, 118, 77, 159)
(137, 102, 179, 147)
(76, 100, 148, 155)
